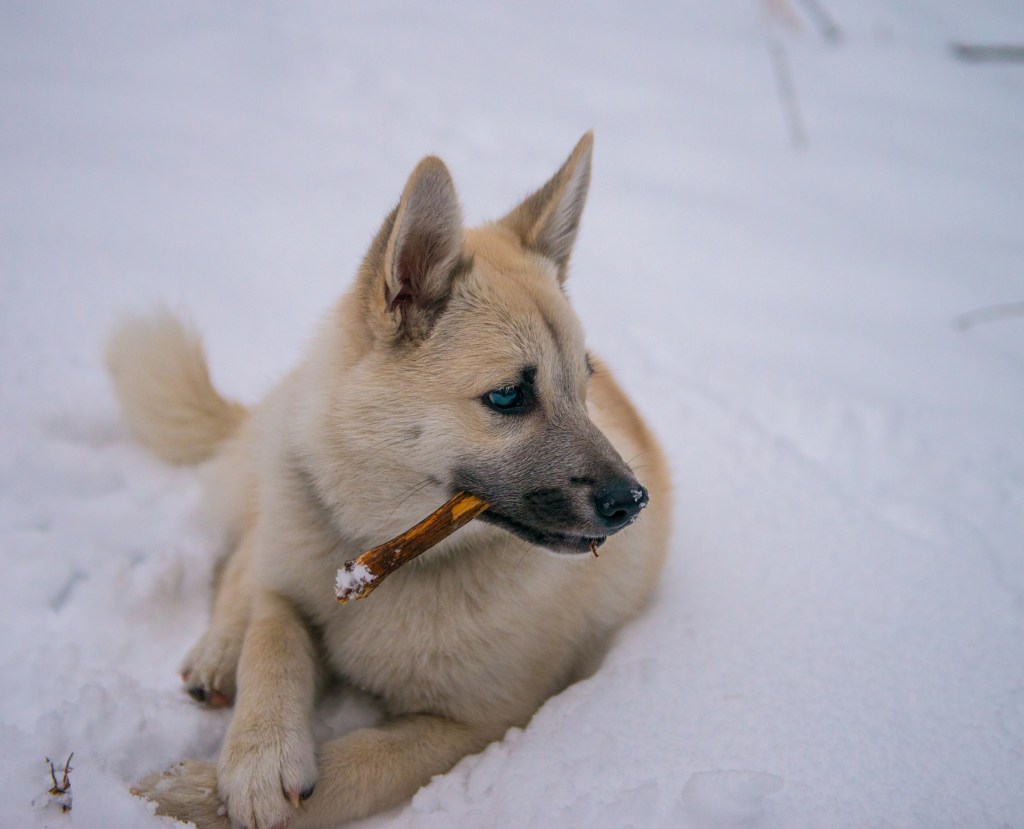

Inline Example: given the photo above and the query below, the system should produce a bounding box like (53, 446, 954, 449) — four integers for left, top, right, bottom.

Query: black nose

(593, 479, 648, 531)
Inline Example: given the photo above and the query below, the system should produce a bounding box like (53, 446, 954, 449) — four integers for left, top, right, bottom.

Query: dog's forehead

(456, 227, 585, 366)
(464, 224, 559, 281)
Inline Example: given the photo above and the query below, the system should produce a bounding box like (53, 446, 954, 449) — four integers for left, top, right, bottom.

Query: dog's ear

(373, 156, 467, 341)
(500, 131, 593, 284)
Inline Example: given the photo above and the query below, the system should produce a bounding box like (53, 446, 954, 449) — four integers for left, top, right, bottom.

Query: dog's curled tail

(105, 311, 247, 465)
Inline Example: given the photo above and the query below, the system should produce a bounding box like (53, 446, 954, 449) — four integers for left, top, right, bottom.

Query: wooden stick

(336, 492, 488, 603)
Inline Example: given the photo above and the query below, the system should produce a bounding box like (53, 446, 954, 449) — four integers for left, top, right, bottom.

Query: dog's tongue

(335, 492, 488, 604)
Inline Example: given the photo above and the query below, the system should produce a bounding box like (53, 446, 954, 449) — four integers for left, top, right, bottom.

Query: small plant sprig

(45, 753, 74, 813)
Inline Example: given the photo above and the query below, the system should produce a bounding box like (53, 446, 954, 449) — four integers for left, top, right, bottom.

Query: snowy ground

(2, 2, 1023, 827)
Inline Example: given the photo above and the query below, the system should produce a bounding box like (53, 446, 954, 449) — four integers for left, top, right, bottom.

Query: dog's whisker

(624, 449, 655, 466)
(379, 478, 438, 526)
(355, 478, 439, 538)
(513, 536, 534, 570)
(363, 434, 418, 454)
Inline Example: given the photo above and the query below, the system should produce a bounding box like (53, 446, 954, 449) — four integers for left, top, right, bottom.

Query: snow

(2, 1, 1023, 827)
(335, 561, 377, 603)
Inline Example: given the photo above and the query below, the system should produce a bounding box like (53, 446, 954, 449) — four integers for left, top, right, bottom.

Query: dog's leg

(217, 589, 319, 829)
(292, 715, 501, 828)
(180, 535, 254, 706)
(135, 716, 502, 827)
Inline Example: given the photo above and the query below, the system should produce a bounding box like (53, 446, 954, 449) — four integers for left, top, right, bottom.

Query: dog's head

(330, 133, 647, 555)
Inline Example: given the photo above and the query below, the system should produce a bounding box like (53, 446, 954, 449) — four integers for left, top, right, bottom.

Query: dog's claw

(286, 781, 314, 807)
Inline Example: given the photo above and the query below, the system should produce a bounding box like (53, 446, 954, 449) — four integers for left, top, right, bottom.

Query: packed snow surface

(2, 1, 1023, 827)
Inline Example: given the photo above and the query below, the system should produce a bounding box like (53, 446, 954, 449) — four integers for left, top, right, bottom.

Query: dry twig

(45, 753, 74, 813)
(955, 302, 1024, 330)
(336, 492, 488, 603)
(951, 44, 1024, 64)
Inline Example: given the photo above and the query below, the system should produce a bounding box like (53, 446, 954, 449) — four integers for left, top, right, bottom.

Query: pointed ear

(377, 156, 468, 340)
(500, 131, 593, 283)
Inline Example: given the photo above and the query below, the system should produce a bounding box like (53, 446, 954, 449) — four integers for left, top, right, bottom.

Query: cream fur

(126, 134, 672, 829)
(106, 311, 247, 465)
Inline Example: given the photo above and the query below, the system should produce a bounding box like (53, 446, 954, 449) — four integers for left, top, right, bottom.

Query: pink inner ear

(388, 283, 414, 314)
(391, 230, 443, 312)
(390, 246, 422, 313)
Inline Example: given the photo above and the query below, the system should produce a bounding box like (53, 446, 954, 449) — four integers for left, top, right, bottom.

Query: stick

(336, 492, 488, 603)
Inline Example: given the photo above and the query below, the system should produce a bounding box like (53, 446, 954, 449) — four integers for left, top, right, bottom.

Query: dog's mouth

(476, 509, 607, 556)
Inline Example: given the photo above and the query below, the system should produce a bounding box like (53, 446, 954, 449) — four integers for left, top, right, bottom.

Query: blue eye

(485, 385, 526, 413)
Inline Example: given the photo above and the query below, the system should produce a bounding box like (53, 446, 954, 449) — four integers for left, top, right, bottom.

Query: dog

(111, 132, 671, 829)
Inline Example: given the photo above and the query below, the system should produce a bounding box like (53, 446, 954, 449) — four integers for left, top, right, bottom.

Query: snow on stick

(335, 492, 489, 603)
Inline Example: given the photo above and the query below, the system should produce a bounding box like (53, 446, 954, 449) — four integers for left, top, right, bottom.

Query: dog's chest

(312, 556, 567, 722)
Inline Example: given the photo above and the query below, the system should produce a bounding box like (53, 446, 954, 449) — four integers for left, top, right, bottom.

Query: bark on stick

(335, 492, 489, 603)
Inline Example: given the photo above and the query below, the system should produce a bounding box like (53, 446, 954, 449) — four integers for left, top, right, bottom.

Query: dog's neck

(285, 443, 451, 556)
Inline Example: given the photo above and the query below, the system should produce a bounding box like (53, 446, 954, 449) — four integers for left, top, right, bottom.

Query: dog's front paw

(217, 720, 317, 829)
(132, 760, 230, 829)
(180, 628, 243, 707)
